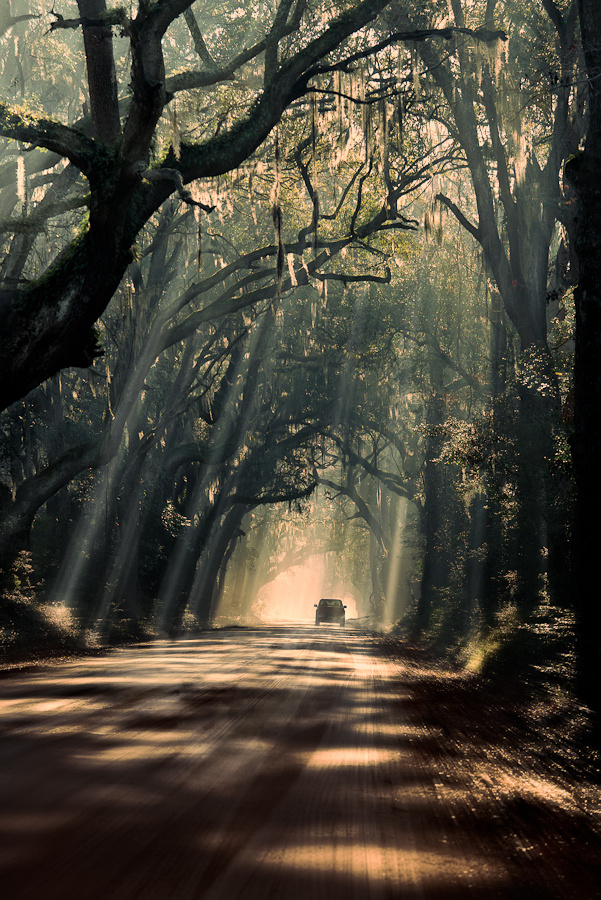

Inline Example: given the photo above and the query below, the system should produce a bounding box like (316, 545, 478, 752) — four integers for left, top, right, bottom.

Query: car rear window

(319, 599, 343, 606)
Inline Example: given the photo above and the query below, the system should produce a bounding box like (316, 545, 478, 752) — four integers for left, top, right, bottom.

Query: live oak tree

(4, 105, 423, 636)
(388, 223, 494, 639)
(383, 0, 582, 616)
(0, 0, 505, 616)
(566, 0, 601, 738)
(1, 0, 466, 411)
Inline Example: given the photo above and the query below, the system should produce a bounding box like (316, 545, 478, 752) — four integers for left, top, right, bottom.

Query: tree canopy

(3, 0, 601, 748)
(0, 0, 472, 408)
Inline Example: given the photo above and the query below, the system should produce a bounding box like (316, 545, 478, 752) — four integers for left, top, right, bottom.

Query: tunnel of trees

(1, 0, 601, 744)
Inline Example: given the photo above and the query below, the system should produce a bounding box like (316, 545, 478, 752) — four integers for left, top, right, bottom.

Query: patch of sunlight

(493, 771, 573, 808)
(364, 722, 423, 738)
(291, 674, 351, 688)
(45, 724, 100, 736)
(251, 555, 360, 624)
(238, 842, 506, 885)
(344, 704, 382, 717)
(73, 738, 183, 764)
(30, 699, 80, 713)
(307, 746, 399, 768)
(0, 698, 37, 713)
(1, 699, 110, 728)
(176, 741, 223, 759)
(41, 602, 79, 633)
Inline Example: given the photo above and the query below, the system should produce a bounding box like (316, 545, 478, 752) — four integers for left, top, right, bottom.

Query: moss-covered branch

(0, 104, 99, 173)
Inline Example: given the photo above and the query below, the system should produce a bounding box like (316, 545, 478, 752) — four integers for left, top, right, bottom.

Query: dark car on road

(314, 598, 346, 626)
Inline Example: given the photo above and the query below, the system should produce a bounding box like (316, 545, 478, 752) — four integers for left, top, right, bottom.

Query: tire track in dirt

(1, 626, 600, 899)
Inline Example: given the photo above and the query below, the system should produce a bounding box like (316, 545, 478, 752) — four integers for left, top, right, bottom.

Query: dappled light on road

(1, 627, 600, 899)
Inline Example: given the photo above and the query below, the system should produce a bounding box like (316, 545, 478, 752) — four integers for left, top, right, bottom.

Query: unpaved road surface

(1, 626, 600, 899)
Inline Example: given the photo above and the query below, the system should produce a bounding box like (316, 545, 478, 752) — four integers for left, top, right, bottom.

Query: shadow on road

(0, 627, 600, 899)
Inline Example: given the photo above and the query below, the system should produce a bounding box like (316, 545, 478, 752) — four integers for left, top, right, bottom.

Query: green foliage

(0, 551, 80, 660)
(161, 499, 191, 538)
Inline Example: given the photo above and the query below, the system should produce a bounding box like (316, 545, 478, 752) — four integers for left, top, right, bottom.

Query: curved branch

(0, 0, 407, 409)
(231, 478, 316, 507)
(435, 192, 480, 241)
(0, 9, 39, 38)
(0, 195, 89, 235)
(320, 475, 388, 550)
(0, 104, 99, 173)
(183, 7, 219, 70)
(540, 0, 567, 42)
(136, 165, 215, 210)
(166, 39, 269, 93)
(313, 268, 391, 284)
(302, 25, 506, 84)
(48, 8, 129, 32)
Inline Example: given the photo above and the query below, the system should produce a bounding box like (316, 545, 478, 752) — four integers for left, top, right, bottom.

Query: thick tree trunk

(415, 386, 449, 635)
(0, 436, 110, 575)
(477, 290, 507, 628)
(157, 485, 221, 635)
(191, 505, 247, 626)
(514, 348, 558, 619)
(464, 491, 487, 633)
(566, 0, 601, 740)
(77, 0, 120, 143)
(405, 1, 568, 632)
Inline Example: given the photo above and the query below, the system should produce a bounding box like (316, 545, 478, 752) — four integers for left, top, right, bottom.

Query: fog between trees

(1, 0, 601, 744)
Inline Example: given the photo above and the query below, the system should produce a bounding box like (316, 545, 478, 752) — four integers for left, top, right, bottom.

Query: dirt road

(0, 626, 600, 899)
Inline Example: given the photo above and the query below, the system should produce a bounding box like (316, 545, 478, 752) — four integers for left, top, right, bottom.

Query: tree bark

(191, 505, 248, 626)
(566, 0, 601, 740)
(415, 377, 450, 634)
(77, 0, 120, 143)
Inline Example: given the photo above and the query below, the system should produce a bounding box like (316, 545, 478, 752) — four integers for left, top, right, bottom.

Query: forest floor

(0, 625, 600, 899)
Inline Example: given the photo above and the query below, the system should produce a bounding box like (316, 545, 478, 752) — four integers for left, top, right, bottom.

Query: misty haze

(1, 0, 601, 897)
